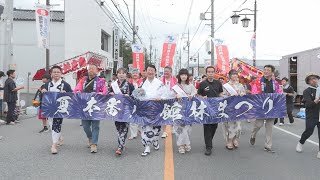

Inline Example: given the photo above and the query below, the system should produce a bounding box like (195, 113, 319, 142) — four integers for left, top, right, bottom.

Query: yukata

(128, 79, 143, 139)
(110, 79, 134, 150)
(44, 79, 73, 144)
(222, 81, 245, 143)
(173, 83, 197, 147)
(140, 78, 165, 149)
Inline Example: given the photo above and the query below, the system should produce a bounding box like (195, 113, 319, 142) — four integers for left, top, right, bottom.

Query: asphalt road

(0, 116, 319, 180)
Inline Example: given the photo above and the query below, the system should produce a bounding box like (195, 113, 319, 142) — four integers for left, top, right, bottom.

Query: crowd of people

(0, 63, 319, 159)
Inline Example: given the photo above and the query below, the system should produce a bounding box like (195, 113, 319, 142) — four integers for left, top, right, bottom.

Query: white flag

(35, 4, 50, 49)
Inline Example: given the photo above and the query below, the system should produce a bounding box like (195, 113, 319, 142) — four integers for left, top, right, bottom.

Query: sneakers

(264, 147, 275, 153)
(51, 145, 58, 154)
(39, 127, 49, 133)
(141, 146, 150, 156)
(250, 137, 255, 145)
(14, 120, 20, 123)
(205, 148, 212, 156)
(317, 152, 320, 159)
(279, 123, 284, 126)
(296, 142, 303, 153)
(7, 122, 15, 125)
(153, 141, 160, 150)
(161, 132, 168, 138)
(185, 144, 191, 152)
(90, 144, 97, 153)
(178, 146, 185, 154)
(0, 120, 6, 125)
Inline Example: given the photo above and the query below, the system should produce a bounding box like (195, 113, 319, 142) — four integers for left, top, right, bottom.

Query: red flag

(160, 35, 177, 68)
(132, 44, 145, 72)
(215, 45, 230, 74)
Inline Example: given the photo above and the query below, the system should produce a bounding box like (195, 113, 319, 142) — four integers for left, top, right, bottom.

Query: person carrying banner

(197, 66, 224, 156)
(109, 68, 134, 155)
(250, 65, 281, 153)
(128, 68, 143, 140)
(139, 65, 166, 156)
(34, 74, 51, 133)
(173, 69, 197, 154)
(74, 64, 107, 153)
(274, 77, 295, 125)
(41, 66, 72, 154)
(296, 73, 320, 159)
(222, 70, 246, 150)
(160, 66, 177, 138)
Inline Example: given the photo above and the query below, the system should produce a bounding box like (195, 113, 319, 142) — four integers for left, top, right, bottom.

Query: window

(101, 30, 110, 52)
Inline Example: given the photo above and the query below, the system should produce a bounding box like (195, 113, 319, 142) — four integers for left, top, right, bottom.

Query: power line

(96, 0, 133, 41)
(110, 0, 143, 44)
(189, 4, 212, 43)
(122, 0, 133, 26)
(182, 0, 195, 35)
(191, 0, 249, 57)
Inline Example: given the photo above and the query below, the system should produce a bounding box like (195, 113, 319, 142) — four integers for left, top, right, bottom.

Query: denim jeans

(82, 120, 100, 145)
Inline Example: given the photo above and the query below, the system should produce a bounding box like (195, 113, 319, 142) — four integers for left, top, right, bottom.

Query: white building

(64, 0, 115, 87)
(0, 0, 116, 91)
(0, 7, 65, 93)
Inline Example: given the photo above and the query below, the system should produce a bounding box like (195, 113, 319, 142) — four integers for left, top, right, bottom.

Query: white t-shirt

(141, 78, 165, 100)
(162, 79, 177, 99)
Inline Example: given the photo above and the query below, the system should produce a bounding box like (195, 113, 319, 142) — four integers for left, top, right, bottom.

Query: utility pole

(253, 0, 257, 67)
(133, 0, 136, 43)
(197, 52, 200, 77)
(46, 0, 50, 73)
(187, 29, 190, 70)
(3, 0, 14, 72)
(154, 48, 157, 65)
(179, 48, 182, 70)
(210, 0, 215, 66)
(149, 36, 155, 64)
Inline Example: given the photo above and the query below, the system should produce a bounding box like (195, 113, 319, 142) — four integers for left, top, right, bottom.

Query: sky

(2, 0, 320, 67)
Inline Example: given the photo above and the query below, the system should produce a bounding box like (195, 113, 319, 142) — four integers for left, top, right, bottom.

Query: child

(34, 74, 51, 133)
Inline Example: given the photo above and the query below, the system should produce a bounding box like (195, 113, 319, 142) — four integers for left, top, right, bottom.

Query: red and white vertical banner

(215, 44, 230, 74)
(35, 4, 50, 49)
(131, 44, 145, 72)
(160, 35, 177, 68)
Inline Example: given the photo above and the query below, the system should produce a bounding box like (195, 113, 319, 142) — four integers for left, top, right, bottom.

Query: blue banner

(41, 92, 286, 125)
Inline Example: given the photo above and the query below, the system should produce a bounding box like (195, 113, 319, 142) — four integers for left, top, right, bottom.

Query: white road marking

(273, 125, 319, 146)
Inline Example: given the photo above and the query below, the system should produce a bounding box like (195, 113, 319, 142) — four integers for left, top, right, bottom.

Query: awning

(32, 52, 110, 81)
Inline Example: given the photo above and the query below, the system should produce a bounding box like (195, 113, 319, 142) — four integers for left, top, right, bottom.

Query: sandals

(115, 148, 122, 155)
(233, 140, 239, 148)
(178, 146, 185, 154)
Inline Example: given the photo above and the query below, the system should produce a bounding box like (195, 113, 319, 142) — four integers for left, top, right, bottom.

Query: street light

(230, 13, 240, 24)
(241, 16, 251, 28)
(230, 0, 257, 67)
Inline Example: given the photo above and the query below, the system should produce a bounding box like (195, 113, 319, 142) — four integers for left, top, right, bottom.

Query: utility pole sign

(113, 27, 120, 62)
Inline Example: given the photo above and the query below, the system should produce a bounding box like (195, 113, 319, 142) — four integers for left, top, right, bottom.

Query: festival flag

(215, 44, 230, 74)
(131, 44, 145, 72)
(160, 35, 177, 68)
(35, 4, 50, 49)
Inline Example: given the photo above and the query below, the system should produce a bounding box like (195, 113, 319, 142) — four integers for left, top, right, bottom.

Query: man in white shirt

(140, 65, 166, 156)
